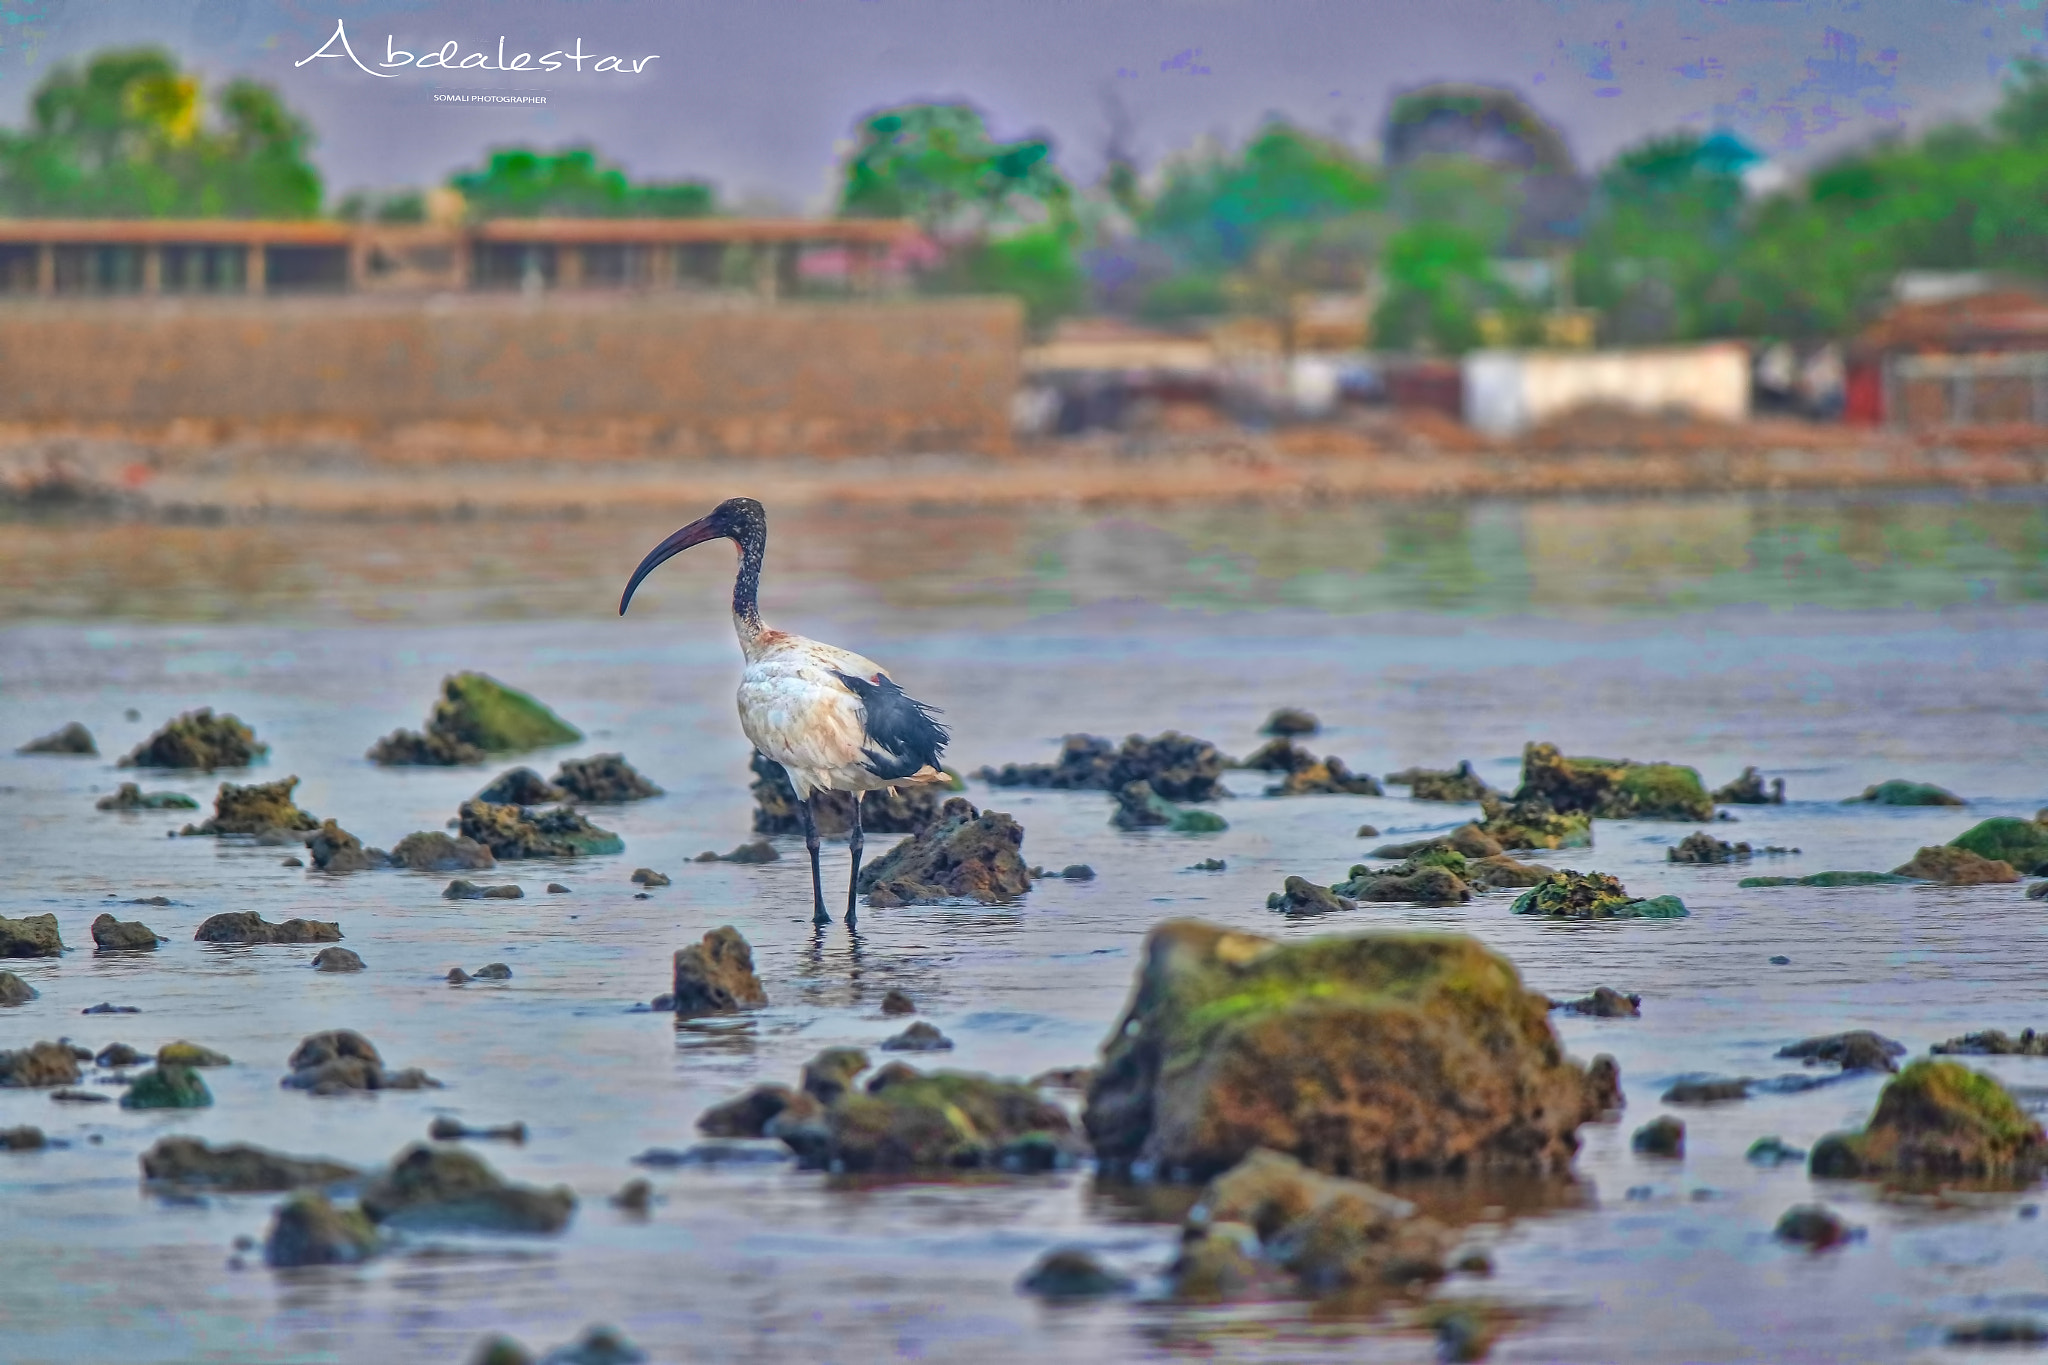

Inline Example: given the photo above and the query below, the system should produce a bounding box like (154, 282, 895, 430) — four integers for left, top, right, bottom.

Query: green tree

(838, 102, 1071, 239)
(1371, 221, 1499, 354)
(1141, 121, 1381, 271)
(448, 147, 714, 218)
(1573, 131, 1753, 342)
(0, 48, 319, 217)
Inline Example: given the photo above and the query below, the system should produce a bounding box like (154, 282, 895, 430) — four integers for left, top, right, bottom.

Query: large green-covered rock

(360, 1144, 574, 1233)
(367, 673, 581, 766)
(1510, 871, 1687, 919)
(120, 1064, 213, 1110)
(1514, 742, 1711, 821)
(1740, 871, 1916, 888)
(1845, 779, 1965, 807)
(264, 1193, 380, 1267)
(1892, 846, 2018, 885)
(458, 800, 622, 859)
(142, 1137, 357, 1192)
(0, 914, 63, 959)
(1475, 795, 1592, 851)
(120, 708, 266, 771)
(1082, 919, 1605, 1181)
(813, 1067, 1079, 1173)
(1809, 1060, 2045, 1181)
(1949, 818, 2048, 876)
(180, 776, 319, 836)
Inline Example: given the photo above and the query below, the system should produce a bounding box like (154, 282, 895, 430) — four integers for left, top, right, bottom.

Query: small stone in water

(880, 989, 916, 1016)
(282, 857, 303, 868)
(447, 968, 471, 985)
(611, 1178, 652, 1213)
(547, 883, 570, 894)
(1769, 955, 1791, 965)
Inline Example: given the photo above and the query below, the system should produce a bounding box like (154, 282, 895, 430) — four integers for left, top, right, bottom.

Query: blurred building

(1463, 343, 1751, 438)
(1851, 287, 2048, 426)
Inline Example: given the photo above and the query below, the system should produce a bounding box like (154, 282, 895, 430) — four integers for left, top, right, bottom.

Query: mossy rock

(360, 1143, 576, 1233)
(1476, 795, 1592, 851)
(1082, 919, 1602, 1181)
(183, 776, 319, 837)
(821, 1068, 1079, 1173)
(1111, 779, 1228, 832)
(264, 1192, 380, 1267)
(120, 708, 266, 771)
(1510, 871, 1686, 919)
(120, 1064, 213, 1110)
(1740, 871, 1917, 888)
(0, 913, 63, 959)
(95, 783, 200, 811)
(457, 800, 623, 859)
(429, 673, 581, 753)
(1892, 846, 2019, 885)
(1516, 742, 1712, 821)
(1331, 859, 1471, 905)
(18, 722, 95, 755)
(1809, 1059, 2045, 1181)
(1844, 779, 1965, 807)
(1949, 818, 2048, 876)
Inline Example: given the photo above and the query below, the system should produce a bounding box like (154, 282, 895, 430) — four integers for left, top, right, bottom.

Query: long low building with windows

(0, 217, 920, 299)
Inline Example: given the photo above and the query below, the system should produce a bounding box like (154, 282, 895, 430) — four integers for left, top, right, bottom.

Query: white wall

(1463, 343, 1751, 438)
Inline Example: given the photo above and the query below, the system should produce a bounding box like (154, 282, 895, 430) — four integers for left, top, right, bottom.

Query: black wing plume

(831, 671, 950, 780)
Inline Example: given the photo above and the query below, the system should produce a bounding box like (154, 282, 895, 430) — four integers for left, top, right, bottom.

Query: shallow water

(4, 489, 2048, 1364)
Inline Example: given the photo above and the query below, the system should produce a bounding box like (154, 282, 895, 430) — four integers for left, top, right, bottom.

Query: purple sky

(0, 0, 2041, 210)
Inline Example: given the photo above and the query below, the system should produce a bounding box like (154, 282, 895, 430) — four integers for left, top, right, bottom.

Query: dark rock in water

(1238, 737, 1316, 773)
(881, 1022, 954, 1053)
(1845, 779, 1965, 807)
(307, 819, 387, 872)
(630, 868, 670, 887)
(1632, 1116, 1685, 1157)
(1476, 794, 1593, 851)
(282, 857, 304, 868)
(121, 1064, 213, 1110)
(0, 971, 37, 1006)
(95, 1042, 144, 1068)
(1557, 986, 1641, 1018)
(0, 914, 64, 958)
(697, 1084, 801, 1138)
(0, 1125, 47, 1151)
(979, 731, 1227, 803)
(547, 883, 570, 894)
(1515, 741, 1711, 821)
(312, 947, 365, 973)
(1511, 871, 1687, 919)
(1033, 1066, 1097, 1093)
(1933, 1028, 2048, 1057)
(1667, 832, 1751, 864)
(180, 776, 319, 837)
(129, 896, 173, 907)
(1265, 875, 1356, 917)
(1467, 853, 1555, 889)
(1168, 1221, 1274, 1303)
(694, 841, 779, 864)
(554, 753, 663, 804)
(283, 1030, 440, 1095)
(81, 1002, 140, 1014)
(1059, 863, 1095, 880)
(96, 783, 199, 811)
(802, 1048, 872, 1105)
(121, 708, 266, 771)
(473, 963, 512, 980)
(1111, 780, 1228, 832)
(50, 1089, 108, 1104)
(610, 1178, 652, 1213)
(1083, 919, 1604, 1180)
(19, 721, 96, 755)
(880, 990, 917, 1016)
(858, 798, 1031, 905)
(1775, 1204, 1854, 1250)
(367, 673, 582, 767)
(535, 1325, 646, 1365)
(1948, 817, 2048, 876)
(1740, 871, 1915, 888)
(1747, 1136, 1807, 1166)
(389, 831, 497, 872)
(447, 968, 472, 985)
(158, 1041, 230, 1068)
(1663, 1077, 1751, 1104)
(1370, 824, 1503, 861)
(195, 911, 341, 944)
(1019, 1248, 1136, 1299)
(1260, 708, 1319, 737)
(458, 800, 623, 859)
(142, 1136, 357, 1191)
(797, 1066, 1079, 1173)
(1354, 825, 1378, 839)
(0, 1041, 81, 1088)
(1187, 858, 1227, 871)
(429, 1117, 527, 1143)
(264, 1192, 379, 1267)
(1778, 1031, 1904, 1073)
(1947, 1319, 2048, 1347)
(444, 879, 523, 901)
(1712, 767, 1784, 805)
(1385, 760, 1494, 803)
(1332, 857, 1472, 905)
(91, 914, 161, 951)
(476, 767, 567, 806)
(1265, 755, 1382, 797)
(672, 927, 767, 1016)
(1585, 1055, 1624, 1114)
(1892, 845, 2018, 885)
(361, 1143, 576, 1234)
(1808, 1059, 2046, 1180)
(749, 750, 946, 837)
(1769, 955, 1791, 965)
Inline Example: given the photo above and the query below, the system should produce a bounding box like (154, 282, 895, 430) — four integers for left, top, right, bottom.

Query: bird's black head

(618, 497, 768, 616)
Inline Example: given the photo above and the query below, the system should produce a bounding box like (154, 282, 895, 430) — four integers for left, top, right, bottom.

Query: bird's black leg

(845, 791, 865, 926)
(797, 796, 829, 926)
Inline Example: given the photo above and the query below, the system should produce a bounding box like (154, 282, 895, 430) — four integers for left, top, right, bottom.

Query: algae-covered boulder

(307, 819, 387, 872)
(1019, 1248, 1136, 1299)
(1467, 854, 1555, 889)
(697, 1083, 802, 1138)
(1332, 856, 1472, 906)
(1739, 870, 1916, 888)
(1845, 779, 1965, 807)
(1371, 825, 1504, 861)
(181, 776, 319, 837)
(979, 732, 1226, 802)
(858, 798, 1031, 906)
(0, 1041, 81, 1088)
(806, 1067, 1079, 1173)
(1476, 795, 1592, 851)
(554, 754, 662, 803)
(195, 912, 341, 945)
(1808, 1059, 2046, 1181)
(1266, 876, 1357, 917)
(368, 673, 582, 766)
(389, 831, 497, 872)
(1667, 832, 1751, 864)
(1239, 737, 1316, 773)
(1514, 742, 1712, 821)
(1713, 766, 1783, 804)
(749, 750, 947, 837)
(1190, 1148, 1454, 1294)
(96, 783, 200, 811)
(458, 800, 623, 859)
(19, 721, 95, 755)
(1948, 817, 2048, 876)
(476, 767, 567, 806)
(1385, 761, 1494, 803)
(159, 1041, 231, 1068)
(1778, 1031, 1902, 1073)
(121, 708, 266, 771)
(1261, 708, 1319, 737)
(1510, 871, 1687, 920)
(1082, 919, 1603, 1181)
(1891, 846, 2019, 885)
(0, 971, 37, 1005)
(1933, 1028, 2048, 1057)
(360, 1143, 576, 1233)
(282, 1029, 439, 1094)
(91, 914, 160, 951)
(1112, 780, 1228, 832)
(121, 1064, 213, 1110)
(264, 1192, 380, 1267)
(672, 927, 767, 1016)
(1557, 986, 1640, 1018)
(0, 913, 63, 959)
(1264, 755, 1382, 797)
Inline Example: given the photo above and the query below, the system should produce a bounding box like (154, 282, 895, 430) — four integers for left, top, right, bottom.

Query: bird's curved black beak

(618, 515, 722, 615)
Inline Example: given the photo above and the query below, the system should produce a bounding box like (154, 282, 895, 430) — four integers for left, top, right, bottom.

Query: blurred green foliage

(449, 147, 714, 218)
(0, 48, 320, 217)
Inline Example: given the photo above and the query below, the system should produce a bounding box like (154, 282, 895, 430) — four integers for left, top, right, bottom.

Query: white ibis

(618, 497, 951, 926)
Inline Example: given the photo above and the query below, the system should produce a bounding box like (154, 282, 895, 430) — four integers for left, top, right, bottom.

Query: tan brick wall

(0, 294, 1020, 458)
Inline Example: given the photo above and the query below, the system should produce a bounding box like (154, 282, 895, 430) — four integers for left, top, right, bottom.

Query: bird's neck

(731, 525, 767, 650)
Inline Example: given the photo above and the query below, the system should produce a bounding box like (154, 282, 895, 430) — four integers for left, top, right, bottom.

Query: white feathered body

(736, 623, 946, 799)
